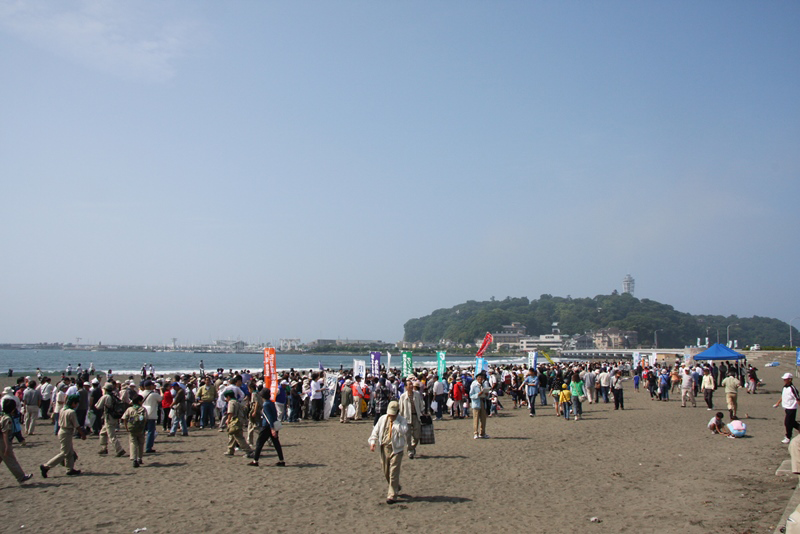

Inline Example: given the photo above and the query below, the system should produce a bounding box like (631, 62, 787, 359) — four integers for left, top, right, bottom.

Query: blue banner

(370, 351, 381, 376)
(475, 357, 488, 374)
(796, 348, 800, 367)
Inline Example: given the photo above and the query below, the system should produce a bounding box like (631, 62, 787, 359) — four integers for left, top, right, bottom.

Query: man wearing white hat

(368, 400, 407, 504)
(774, 373, 800, 444)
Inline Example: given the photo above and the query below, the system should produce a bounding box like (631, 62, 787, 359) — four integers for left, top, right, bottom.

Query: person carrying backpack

(223, 390, 253, 458)
(123, 394, 147, 468)
(94, 383, 126, 457)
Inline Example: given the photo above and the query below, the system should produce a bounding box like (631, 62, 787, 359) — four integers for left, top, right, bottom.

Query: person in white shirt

(140, 380, 162, 453)
(774, 373, 800, 444)
(38, 378, 55, 419)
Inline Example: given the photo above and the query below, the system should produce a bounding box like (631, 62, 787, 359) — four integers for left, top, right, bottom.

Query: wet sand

(0, 352, 796, 533)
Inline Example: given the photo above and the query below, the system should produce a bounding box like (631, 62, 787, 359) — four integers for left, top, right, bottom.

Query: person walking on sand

(340, 378, 353, 423)
(721, 369, 742, 420)
(470, 372, 491, 439)
(122, 394, 147, 468)
(678, 368, 694, 407)
(22, 380, 41, 436)
(1, 399, 33, 483)
(248, 386, 285, 467)
(774, 373, 800, 444)
(140, 380, 161, 453)
(521, 368, 539, 417)
(95, 383, 126, 457)
(610, 370, 624, 411)
(168, 382, 188, 437)
(223, 390, 253, 458)
(41, 394, 86, 478)
(369, 401, 408, 505)
(398, 379, 424, 459)
(701, 368, 716, 410)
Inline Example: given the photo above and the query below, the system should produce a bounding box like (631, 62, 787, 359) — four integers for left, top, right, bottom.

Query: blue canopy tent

(693, 343, 745, 361)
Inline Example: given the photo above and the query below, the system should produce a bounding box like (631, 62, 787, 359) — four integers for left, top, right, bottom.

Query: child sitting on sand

(708, 412, 735, 438)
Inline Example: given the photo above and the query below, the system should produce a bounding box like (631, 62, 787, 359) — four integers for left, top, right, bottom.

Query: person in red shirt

(450, 378, 465, 419)
(161, 387, 173, 432)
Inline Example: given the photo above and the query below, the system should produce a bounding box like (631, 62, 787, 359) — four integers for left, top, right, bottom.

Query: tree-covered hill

(403, 294, 797, 348)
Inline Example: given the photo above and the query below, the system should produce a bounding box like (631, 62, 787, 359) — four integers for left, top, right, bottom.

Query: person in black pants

(611, 370, 625, 410)
(249, 387, 285, 467)
(774, 373, 800, 444)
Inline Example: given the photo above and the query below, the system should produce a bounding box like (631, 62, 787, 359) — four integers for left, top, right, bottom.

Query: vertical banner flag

(475, 357, 488, 374)
(632, 352, 641, 370)
(402, 351, 413, 378)
(541, 351, 555, 365)
(263, 348, 278, 401)
(705, 337, 709, 347)
(323, 373, 338, 420)
(697, 338, 701, 347)
(353, 359, 366, 379)
(387, 351, 392, 371)
(437, 351, 447, 378)
(527, 351, 537, 369)
(370, 352, 381, 376)
(476, 332, 493, 357)
(648, 352, 657, 367)
(795, 348, 800, 370)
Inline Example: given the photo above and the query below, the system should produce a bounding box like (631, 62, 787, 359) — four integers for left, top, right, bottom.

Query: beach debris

(133, 529, 147, 533)
(589, 517, 601, 523)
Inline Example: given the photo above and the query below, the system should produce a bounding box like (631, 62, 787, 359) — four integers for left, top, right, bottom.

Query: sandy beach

(1, 352, 797, 534)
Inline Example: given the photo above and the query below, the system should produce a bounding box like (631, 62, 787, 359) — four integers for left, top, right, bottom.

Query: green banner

(437, 351, 446, 378)
(402, 351, 413, 378)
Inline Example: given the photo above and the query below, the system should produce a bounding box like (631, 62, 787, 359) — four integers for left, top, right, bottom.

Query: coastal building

(593, 328, 638, 350)
(491, 322, 527, 350)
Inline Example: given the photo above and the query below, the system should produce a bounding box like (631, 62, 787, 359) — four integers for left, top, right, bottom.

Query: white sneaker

(473, 434, 479, 439)
(782, 437, 791, 444)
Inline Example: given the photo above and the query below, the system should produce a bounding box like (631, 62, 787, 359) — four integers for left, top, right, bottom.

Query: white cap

(782, 373, 794, 380)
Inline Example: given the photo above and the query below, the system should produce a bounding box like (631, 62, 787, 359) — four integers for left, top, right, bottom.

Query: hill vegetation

(403, 294, 797, 348)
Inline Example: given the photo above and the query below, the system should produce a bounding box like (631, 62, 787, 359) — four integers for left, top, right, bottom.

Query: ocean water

(0, 349, 525, 376)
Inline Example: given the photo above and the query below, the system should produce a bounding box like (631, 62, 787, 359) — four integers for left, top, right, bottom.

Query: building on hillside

(622, 274, 635, 296)
(492, 322, 528, 351)
(593, 328, 638, 349)
(564, 334, 595, 350)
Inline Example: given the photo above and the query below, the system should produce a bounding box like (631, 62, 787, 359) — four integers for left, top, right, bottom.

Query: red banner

(263, 347, 277, 401)
(476, 332, 493, 357)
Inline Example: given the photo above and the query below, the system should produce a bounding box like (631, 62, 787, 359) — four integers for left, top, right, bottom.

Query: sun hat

(387, 401, 400, 415)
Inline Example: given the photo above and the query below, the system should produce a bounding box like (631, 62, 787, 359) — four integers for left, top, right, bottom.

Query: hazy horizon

(2, 2, 798, 347)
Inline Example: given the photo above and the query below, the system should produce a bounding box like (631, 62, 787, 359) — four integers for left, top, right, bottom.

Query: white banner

(648, 353, 657, 367)
(353, 359, 366, 379)
(632, 352, 641, 369)
(527, 351, 537, 369)
(387, 351, 392, 371)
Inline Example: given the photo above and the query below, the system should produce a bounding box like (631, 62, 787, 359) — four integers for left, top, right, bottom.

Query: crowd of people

(0, 356, 775, 500)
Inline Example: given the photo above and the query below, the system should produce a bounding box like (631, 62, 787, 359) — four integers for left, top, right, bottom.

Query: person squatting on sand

(369, 400, 407, 504)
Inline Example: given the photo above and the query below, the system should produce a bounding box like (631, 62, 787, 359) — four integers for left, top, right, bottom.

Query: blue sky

(1, 1, 798, 346)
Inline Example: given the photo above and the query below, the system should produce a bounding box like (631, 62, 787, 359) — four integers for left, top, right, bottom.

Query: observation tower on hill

(622, 274, 635, 296)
